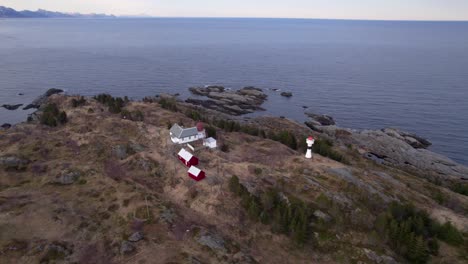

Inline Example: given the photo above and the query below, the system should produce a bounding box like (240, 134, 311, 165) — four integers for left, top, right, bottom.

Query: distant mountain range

(0, 6, 115, 18)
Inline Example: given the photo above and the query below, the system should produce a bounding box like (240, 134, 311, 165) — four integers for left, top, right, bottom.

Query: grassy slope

(0, 95, 466, 263)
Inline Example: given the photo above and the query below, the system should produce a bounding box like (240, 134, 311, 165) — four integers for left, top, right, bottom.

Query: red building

(188, 166, 205, 181)
(177, 148, 199, 167)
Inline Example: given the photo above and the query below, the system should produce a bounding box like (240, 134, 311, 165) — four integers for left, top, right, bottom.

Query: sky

(1, 0, 468, 21)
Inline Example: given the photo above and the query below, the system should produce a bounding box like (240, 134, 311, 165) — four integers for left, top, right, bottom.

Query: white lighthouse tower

(305, 136, 315, 159)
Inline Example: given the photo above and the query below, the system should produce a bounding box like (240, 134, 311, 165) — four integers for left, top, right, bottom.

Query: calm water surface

(0, 18, 467, 165)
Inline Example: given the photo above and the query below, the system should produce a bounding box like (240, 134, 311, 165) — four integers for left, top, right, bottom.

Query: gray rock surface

(313, 122, 468, 180)
(280, 91, 293, 97)
(120, 241, 136, 255)
(196, 230, 226, 252)
(23, 88, 63, 110)
(55, 170, 81, 185)
(186, 86, 267, 115)
(305, 112, 336, 126)
(128, 231, 144, 242)
(0, 156, 30, 170)
(112, 145, 129, 160)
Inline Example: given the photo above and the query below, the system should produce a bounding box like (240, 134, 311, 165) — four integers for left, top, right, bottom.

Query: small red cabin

(188, 166, 205, 181)
(177, 148, 199, 167)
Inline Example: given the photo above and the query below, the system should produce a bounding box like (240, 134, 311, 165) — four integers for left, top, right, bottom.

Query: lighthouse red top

(307, 136, 314, 140)
(196, 122, 204, 132)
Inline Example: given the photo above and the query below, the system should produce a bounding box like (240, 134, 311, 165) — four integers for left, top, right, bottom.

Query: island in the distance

(0, 6, 115, 18)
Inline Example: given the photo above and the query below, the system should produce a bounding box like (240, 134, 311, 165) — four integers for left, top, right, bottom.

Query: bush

(40, 103, 67, 127)
(437, 222, 464, 246)
(93, 93, 126, 114)
(312, 139, 346, 163)
(71, 97, 86, 108)
(228, 177, 313, 246)
(375, 202, 465, 263)
(205, 126, 217, 139)
(221, 144, 229, 152)
(158, 97, 178, 111)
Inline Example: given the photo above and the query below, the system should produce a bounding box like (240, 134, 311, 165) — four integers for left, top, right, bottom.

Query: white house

(203, 137, 217, 149)
(170, 123, 205, 144)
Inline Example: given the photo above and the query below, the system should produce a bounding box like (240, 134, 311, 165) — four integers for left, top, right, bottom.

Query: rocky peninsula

(0, 90, 467, 264)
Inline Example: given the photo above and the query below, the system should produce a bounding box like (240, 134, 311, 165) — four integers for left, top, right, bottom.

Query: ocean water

(0, 18, 467, 165)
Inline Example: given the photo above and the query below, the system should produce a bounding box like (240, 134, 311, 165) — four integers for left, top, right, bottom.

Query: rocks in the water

(23, 88, 64, 110)
(1, 123, 12, 130)
(54, 170, 81, 185)
(0, 155, 30, 170)
(280, 91, 293, 97)
(382, 128, 431, 149)
(305, 112, 336, 126)
(128, 231, 144, 242)
(1, 104, 23, 110)
(186, 86, 267, 115)
(120, 241, 136, 255)
(18, 93, 24, 96)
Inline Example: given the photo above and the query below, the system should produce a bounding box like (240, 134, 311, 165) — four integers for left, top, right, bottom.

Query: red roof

(307, 136, 314, 140)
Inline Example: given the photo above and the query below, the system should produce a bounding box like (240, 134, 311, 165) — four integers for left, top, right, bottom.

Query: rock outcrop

(186, 86, 267, 115)
(305, 116, 468, 180)
(280, 91, 293, 97)
(1, 123, 11, 130)
(23, 88, 63, 110)
(305, 112, 336, 126)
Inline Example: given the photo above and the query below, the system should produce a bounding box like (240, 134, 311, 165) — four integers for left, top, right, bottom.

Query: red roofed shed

(178, 148, 199, 167)
(188, 166, 205, 181)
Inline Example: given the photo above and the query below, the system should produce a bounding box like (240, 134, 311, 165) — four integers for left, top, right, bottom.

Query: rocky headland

(0, 91, 467, 264)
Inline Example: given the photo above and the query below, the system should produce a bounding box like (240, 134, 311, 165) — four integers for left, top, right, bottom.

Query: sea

(0, 18, 467, 165)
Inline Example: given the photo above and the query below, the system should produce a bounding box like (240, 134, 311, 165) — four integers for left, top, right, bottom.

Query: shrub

(205, 126, 217, 139)
(158, 97, 178, 111)
(437, 222, 464, 246)
(312, 139, 346, 163)
(221, 144, 229, 152)
(71, 97, 86, 107)
(228, 177, 313, 247)
(375, 202, 465, 263)
(40, 103, 67, 127)
(93, 93, 126, 114)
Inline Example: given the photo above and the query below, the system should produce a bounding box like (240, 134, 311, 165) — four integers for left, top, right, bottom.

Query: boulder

(120, 241, 136, 255)
(54, 170, 81, 185)
(196, 231, 226, 253)
(0, 156, 30, 170)
(128, 231, 144, 242)
(1, 104, 23, 110)
(40, 241, 73, 263)
(305, 112, 336, 126)
(280, 91, 293, 97)
(112, 145, 129, 160)
(313, 210, 332, 222)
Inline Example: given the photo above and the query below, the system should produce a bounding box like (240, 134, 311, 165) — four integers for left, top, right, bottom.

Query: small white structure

(305, 136, 315, 159)
(170, 123, 205, 144)
(203, 137, 217, 149)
